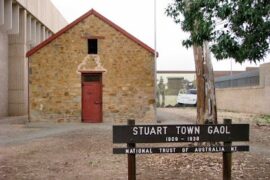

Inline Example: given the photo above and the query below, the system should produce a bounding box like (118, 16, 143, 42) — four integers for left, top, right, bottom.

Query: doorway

(81, 73, 102, 123)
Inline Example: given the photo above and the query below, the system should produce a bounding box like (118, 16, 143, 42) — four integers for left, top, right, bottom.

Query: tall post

(127, 119, 136, 180)
(230, 59, 233, 87)
(223, 119, 232, 180)
(154, 0, 157, 63)
(154, 0, 160, 123)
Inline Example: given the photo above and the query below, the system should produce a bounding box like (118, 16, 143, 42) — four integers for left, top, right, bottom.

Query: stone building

(26, 9, 156, 123)
(0, 0, 67, 118)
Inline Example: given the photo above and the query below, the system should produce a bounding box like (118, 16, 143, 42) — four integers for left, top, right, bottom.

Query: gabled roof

(26, 9, 156, 57)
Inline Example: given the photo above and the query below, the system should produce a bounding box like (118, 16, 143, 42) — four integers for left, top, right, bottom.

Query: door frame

(81, 72, 103, 123)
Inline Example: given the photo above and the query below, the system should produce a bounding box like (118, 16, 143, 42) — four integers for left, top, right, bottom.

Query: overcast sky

(51, 0, 269, 71)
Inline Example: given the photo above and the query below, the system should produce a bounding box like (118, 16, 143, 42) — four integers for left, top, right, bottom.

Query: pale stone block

(8, 9, 27, 43)
(8, 56, 24, 89)
(7, 9, 27, 116)
(8, 4, 19, 34)
(0, 0, 4, 26)
(26, 14, 32, 43)
(1, 0, 12, 31)
(41, 25, 45, 41)
(0, 31, 8, 117)
(259, 62, 270, 87)
(8, 103, 26, 116)
(45, 29, 49, 39)
(16, 0, 67, 32)
(36, 22, 41, 44)
(30, 18, 36, 45)
(8, 89, 25, 104)
(8, 44, 26, 57)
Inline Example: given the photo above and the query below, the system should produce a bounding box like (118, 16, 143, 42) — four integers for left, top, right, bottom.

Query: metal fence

(215, 70, 259, 88)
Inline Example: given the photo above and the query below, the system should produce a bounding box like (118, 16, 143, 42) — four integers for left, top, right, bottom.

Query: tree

(166, 0, 270, 124)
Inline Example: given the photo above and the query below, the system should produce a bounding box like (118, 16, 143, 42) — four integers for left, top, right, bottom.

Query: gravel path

(0, 123, 112, 146)
(0, 108, 269, 180)
(157, 108, 195, 124)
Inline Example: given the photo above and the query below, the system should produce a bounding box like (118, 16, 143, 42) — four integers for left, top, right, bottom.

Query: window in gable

(88, 39, 98, 54)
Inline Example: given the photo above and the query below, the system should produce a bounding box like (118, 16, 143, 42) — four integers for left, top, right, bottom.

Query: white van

(177, 89, 197, 106)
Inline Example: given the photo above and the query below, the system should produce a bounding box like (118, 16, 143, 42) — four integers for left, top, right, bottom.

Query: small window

(88, 39, 98, 54)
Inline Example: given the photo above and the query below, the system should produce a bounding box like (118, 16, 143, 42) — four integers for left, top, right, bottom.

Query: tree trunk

(193, 43, 218, 124)
(193, 45, 205, 124)
(203, 42, 217, 124)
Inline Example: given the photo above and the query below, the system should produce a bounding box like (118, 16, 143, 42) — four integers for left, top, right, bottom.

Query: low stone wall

(216, 86, 270, 115)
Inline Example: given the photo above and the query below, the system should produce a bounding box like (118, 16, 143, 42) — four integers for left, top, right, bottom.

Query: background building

(157, 70, 242, 106)
(216, 62, 270, 115)
(157, 62, 270, 115)
(0, 0, 67, 117)
(215, 68, 260, 88)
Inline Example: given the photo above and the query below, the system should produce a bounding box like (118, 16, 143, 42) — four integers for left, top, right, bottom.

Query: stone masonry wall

(29, 15, 155, 123)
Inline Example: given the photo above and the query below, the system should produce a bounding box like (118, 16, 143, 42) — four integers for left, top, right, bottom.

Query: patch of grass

(255, 115, 270, 124)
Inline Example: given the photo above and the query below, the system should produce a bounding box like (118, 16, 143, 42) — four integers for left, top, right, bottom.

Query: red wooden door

(82, 74, 102, 123)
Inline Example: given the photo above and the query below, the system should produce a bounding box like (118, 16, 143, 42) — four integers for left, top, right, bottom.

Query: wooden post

(127, 119, 136, 180)
(223, 119, 232, 180)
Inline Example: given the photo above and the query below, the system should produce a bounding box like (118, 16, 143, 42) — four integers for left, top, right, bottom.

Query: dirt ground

(0, 108, 269, 180)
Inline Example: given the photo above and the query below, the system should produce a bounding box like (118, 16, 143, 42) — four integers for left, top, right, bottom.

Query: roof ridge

(26, 9, 156, 57)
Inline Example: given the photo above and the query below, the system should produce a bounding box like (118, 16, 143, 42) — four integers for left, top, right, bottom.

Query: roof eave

(26, 9, 157, 57)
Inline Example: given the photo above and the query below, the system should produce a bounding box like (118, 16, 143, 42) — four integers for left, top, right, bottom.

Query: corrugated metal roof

(215, 69, 259, 82)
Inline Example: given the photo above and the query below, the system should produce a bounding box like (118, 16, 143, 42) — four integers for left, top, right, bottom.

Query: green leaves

(216, 4, 232, 20)
(166, 0, 270, 63)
